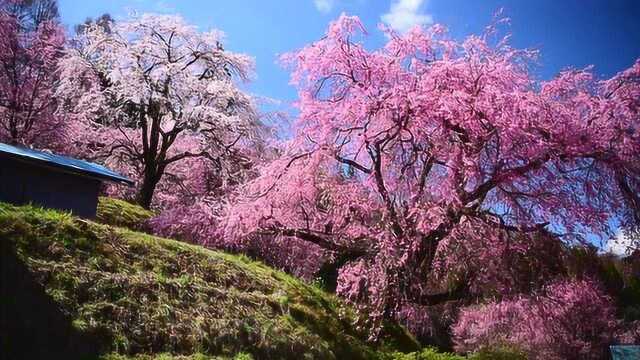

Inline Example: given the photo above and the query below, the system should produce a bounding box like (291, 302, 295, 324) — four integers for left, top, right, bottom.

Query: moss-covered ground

(96, 197, 155, 230)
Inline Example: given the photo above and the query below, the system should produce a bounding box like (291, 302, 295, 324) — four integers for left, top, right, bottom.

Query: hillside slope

(0, 202, 420, 360)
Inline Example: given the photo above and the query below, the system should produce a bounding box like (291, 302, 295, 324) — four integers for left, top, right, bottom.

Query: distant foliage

(452, 279, 617, 360)
(431, 226, 567, 297)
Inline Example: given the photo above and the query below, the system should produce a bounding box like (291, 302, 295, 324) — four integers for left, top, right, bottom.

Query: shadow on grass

(0, 238, 109, 360)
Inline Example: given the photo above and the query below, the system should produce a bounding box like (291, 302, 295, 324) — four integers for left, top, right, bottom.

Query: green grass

(0, 201, 421, 359)
(96, 197, 154, 230)
(381, 347, 526, 360)
(101, 353, 253, 360)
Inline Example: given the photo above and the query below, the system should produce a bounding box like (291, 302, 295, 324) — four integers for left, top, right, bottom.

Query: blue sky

(57, 0, 640, 111)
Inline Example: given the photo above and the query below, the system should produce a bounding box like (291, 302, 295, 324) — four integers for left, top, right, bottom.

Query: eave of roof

(0, 143, 134, 186)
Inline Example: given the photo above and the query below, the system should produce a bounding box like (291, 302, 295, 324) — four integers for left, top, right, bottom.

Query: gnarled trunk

(135, 171, 160, 209)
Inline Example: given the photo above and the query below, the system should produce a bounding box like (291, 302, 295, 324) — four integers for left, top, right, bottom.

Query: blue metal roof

(0, 142, 134, 185)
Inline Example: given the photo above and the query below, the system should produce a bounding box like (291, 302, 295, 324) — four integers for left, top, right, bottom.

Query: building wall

(0, 157, 101, 218)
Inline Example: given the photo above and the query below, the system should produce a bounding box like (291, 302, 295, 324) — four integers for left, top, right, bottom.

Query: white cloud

(314, 0, 335, 13)
(381, 0, 433, 33)
(605, 230, 637, 256)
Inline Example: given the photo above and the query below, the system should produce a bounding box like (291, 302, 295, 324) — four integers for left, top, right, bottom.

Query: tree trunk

(9, 113, 19, 145)
(135, 107, 166, 210)
(136, 169, 161, 209)
(316, 253, 356, 293)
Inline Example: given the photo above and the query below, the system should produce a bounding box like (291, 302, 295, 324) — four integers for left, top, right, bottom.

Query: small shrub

(468, 346, 527, 360)
(382, 347, 466, 360)
(232, 353, 254, 360)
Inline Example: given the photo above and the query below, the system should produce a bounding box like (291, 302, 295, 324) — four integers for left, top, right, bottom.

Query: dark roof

(0, 142, 134, 185)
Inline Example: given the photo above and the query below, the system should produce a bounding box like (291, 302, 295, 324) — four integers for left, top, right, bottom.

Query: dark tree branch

(334, 154, 371, 174)
(260, 226, 370, 260)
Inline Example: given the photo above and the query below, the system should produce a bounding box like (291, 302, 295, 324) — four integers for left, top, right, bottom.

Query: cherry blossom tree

(0, 0, 65, 147)
(57, 13, 258, 208)
(221, 15, 640, 334)
(452, 279, 617, 360)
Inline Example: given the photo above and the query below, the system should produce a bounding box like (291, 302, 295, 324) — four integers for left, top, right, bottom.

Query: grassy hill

(0, 201, 422, 360)
(1, 200, 523, 360)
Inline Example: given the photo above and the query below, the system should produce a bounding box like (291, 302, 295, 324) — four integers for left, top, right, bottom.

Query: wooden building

(0, 143, 133, 218)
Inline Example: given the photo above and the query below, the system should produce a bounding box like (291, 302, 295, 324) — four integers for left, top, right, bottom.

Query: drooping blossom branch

(221, 14, 640, 335)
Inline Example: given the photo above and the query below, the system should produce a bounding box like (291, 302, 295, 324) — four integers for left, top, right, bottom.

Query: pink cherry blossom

(452, 279, 618, 360)
(0, 0, 66, 149)
(221, 14, 640, 336)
